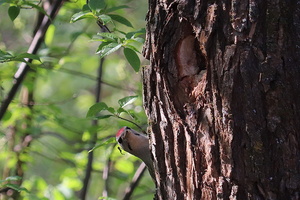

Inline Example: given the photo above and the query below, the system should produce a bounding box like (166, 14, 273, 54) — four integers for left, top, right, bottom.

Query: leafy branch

(86, 95, 145, 152)
(93, 29, 145, 72)
(0, 50, 41, 64)
(0, 0, 65, 121)
(0, 176, 29, 194)
(70, 1, 132, 28)
(70, 0, 145, 72)
(86, 96, 140, 125)
(1, 0, 51, 21)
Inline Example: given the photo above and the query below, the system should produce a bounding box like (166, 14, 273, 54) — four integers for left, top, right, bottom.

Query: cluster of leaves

(71, 0, 144, 72)
(93, 30, 144, 72)
(70, 0, 132, 27)
(0, 0, 44, 64)
(0, 50, 41, 64)
(1, 0, 144, 72)
(87, 95, 138, 120)
(87, 96, 140, 151)
(0, 0, 49, 21)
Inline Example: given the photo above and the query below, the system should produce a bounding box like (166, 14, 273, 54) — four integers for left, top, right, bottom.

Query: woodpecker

(116, 126, 154, 179)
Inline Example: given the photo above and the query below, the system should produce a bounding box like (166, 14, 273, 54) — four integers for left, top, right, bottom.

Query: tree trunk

(142, 0, 300, 199)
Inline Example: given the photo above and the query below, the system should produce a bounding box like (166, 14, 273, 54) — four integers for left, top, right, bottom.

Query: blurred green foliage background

(0, 0, 154, 199)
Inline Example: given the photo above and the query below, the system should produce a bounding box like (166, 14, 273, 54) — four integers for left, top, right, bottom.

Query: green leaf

(95, 41, 110, 49)
(96, 114, 113, 120)
(70, 11, 94, 23)
(5, 176, 22, 182)
(132, 37, 145, 44)
(88, 137, 116, 152)
(86, 102, 108, 118)
(5, 184, 29, 193)
(125, 38, 145, 45)
(123, 43, 140, 52)
(0, 51, 40, 63)
(127, 110, 138, 120)
(98, 14, 112, 25)
(2, 110, 12, 122)
(0, 50, 12, 56)
(88, 0, 105, 12)
(0, 50, 14, 62)
(45, 24, 55, 46)
(125, 28, 146, 39)
(115, 29, 127, 36)
(117, 107, 128, 115)
(23, 2, 50, 19)
(82, 4, 90, 11)
(109, 14, 133, 28)
(105, 5, 129, 13)
(97, 32, 119, 40)
(118, 95, 138, 108)
(96, 43, 122, 59)
(123, 48, 140, 72)
(91, 37, 111, 42)
(107, 107, 115, 114)
(8, 6, 20, 21)
(15, 53, 41, 62)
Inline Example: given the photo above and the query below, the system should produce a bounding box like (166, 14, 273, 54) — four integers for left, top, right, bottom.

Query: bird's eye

(118, 137, 123, 143)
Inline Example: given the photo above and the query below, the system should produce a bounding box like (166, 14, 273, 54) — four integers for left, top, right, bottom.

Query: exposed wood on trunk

(143, 0, 300, 199)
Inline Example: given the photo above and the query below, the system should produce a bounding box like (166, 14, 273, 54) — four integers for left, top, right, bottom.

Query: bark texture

(143, 0, 300, 199)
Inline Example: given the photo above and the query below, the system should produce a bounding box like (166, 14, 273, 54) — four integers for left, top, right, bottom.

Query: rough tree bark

(142, 0, 300, 199)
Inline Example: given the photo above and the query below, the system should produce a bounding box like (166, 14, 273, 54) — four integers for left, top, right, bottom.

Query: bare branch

(122, 163, 147, 200)
(41, 66, 131, 91)
(80, 54, 105, 200)
(102, 151, 112, 197)
(0, 0, 65, 121)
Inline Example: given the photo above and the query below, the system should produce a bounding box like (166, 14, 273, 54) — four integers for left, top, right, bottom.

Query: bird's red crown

(116, 127, 126, 137)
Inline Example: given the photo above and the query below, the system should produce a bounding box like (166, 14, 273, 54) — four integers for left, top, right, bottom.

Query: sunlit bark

(143, 1, 300, 199)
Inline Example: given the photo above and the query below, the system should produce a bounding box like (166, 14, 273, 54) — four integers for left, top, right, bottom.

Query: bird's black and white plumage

(116, 126, 154, 179)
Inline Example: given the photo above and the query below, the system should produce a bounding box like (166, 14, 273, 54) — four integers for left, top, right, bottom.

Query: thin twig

(20, 94, 77, 106)
(101, 158, 111, 197)
(102, 144, 117, 198)
(80, 55, 105, 200)
(116, 116, 147, 134)
(31, 148, 76, 167)
(122, 163, 147, 200)
(40, 66, 131, 91)
(64, 24, 91, 54)
(40, 131, 77, 145)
